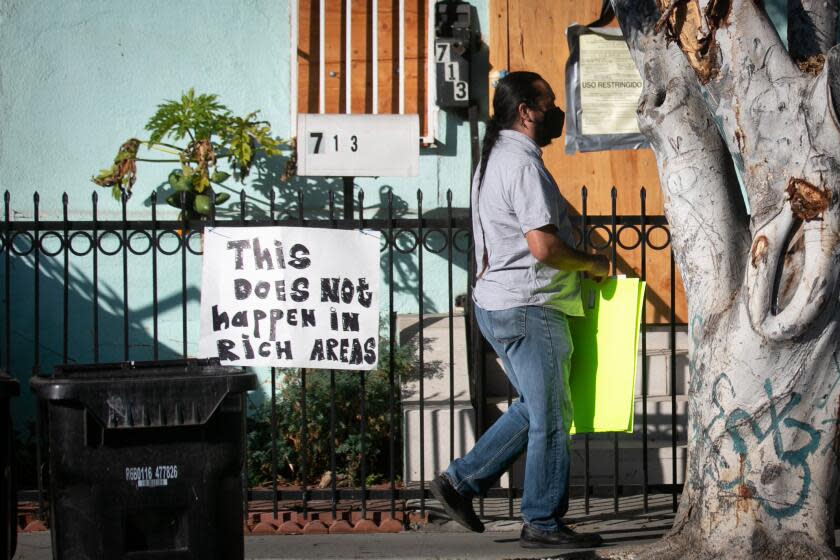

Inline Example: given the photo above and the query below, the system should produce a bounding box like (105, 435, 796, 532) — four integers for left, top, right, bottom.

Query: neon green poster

(568, 277, 646, 434)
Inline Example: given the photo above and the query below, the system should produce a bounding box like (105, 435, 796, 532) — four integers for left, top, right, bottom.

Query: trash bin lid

(0, 370, 19, 398)
(30, 358, 256, 428)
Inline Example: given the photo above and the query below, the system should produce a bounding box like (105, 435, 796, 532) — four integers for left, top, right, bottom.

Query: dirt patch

(760, 462, 783, 485)
(751, 235, 769, 267)
(655, 0, 731, 84)
(786, 178, 831, 221)
(798, 54, 826, 75)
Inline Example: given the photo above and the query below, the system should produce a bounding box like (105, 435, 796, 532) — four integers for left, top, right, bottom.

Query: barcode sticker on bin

(126, 465, 179, 488)
(138, 479, 168, 488)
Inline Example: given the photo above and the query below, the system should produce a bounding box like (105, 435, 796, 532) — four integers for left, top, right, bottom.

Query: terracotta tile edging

(328, 520, 355, 533)
(352, 518, 379, 533)
(302, 520, 329, 534)
(251, 520, 280, 535)
(244, 507, 407, 535)
(22, 520, 48, 533)
(377, 517, 404, 533)
(277, 520, 303, 535)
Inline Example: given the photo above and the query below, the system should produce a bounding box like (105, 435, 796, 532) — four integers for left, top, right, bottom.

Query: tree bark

(607, 1, 840, 558)
(788, 0, 839, 65)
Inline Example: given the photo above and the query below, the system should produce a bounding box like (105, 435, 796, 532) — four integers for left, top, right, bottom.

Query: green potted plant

(92, 88, 293, 219)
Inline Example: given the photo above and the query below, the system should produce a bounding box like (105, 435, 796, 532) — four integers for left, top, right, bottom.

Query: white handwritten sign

(198, 227, 380, 370)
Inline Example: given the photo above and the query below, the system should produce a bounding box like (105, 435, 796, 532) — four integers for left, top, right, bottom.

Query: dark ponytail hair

(478, 71, 546, 189)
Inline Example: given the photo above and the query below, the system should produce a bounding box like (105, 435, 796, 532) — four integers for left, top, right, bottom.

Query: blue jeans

(445, 304, 573, 531)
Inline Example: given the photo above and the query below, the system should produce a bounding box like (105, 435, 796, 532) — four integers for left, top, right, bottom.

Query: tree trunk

(605, 1, 840, 558)
(788, 0, 839, 65)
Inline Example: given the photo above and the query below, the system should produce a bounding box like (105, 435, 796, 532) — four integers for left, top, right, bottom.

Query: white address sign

(296, 114, 420, 177)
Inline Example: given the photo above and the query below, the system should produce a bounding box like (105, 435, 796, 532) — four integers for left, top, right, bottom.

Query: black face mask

(534, 107, 565, 147)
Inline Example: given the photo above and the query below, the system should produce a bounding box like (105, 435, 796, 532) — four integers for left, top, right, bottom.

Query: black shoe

(519, 523, 604, 549)
(429, 474, 485, 533)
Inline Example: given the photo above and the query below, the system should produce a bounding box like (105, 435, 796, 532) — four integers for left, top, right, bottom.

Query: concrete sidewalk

(14, 525, 669, 560)
(13, 495, 677, 559)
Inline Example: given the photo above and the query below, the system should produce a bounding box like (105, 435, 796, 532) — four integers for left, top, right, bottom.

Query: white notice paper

(579, 33, 643, 136)
(199, 227, 380, 370)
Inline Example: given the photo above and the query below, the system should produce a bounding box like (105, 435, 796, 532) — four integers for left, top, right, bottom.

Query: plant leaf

(145, 88, 230, 144)
(168, 170, 194, 192)
(165, 191, 196, 209)
(194, 194, 212, 215)
(211, 171, 231, 184)
(194, 173, 210, 193)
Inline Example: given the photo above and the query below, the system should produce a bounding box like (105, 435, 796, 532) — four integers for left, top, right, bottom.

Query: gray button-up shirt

(472, 130, 583, 316)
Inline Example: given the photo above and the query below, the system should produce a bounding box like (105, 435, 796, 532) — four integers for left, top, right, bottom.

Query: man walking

(430, 71, 609, 549)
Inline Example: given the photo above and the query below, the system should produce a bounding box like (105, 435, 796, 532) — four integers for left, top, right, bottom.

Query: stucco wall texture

(0, 0, 487, 418)
(0, 0, 488, 215)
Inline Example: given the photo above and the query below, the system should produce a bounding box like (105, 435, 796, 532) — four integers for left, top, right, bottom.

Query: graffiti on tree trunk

(687, 316, 838, 519)
(707, 374, 821, 519)
(818, 352, 840, 457)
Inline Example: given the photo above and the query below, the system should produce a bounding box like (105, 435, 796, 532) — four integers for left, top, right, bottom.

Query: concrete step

(398, 312, 472, 403)
(483, 395, 688, 442)
(568, 437, 687, 486)
(402, 402, 476, 486)
(494, 435, 687, 489)
(396, 313, 690, 404)
(398, 313, 689, 489)
(483, 397, 687, 488)
(633, 327, 689, 397)
(402, 396, 688, 487)
(631, 395, 688, 442)
(482, 328, 689, 400)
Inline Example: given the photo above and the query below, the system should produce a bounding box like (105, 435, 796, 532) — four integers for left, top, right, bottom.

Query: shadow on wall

(141, 152, 344, 222)
(138, 149, 474, 316)
(172, 171, 472, 317)
(2, 181, 472, 408)
(1, 238, 190, 398)
(369, 186, 471, 316)
(2, 237, 192, 486)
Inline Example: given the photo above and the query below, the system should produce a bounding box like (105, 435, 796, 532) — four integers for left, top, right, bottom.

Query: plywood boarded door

(490, 0, 686, 323)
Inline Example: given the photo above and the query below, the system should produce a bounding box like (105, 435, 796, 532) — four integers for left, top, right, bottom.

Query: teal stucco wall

(0, 0, 487, 221)
(0, 0, 488, 422)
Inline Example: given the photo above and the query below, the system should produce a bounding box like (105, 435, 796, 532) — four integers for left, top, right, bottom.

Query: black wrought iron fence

(1, 185, 684, 525)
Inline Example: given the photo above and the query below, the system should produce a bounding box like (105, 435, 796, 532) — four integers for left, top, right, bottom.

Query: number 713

(309, 132, 359, 154)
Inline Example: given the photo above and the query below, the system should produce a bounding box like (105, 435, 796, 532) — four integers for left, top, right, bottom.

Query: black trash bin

(31, 359, 256, 560)
(1, 371, 19, 560)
